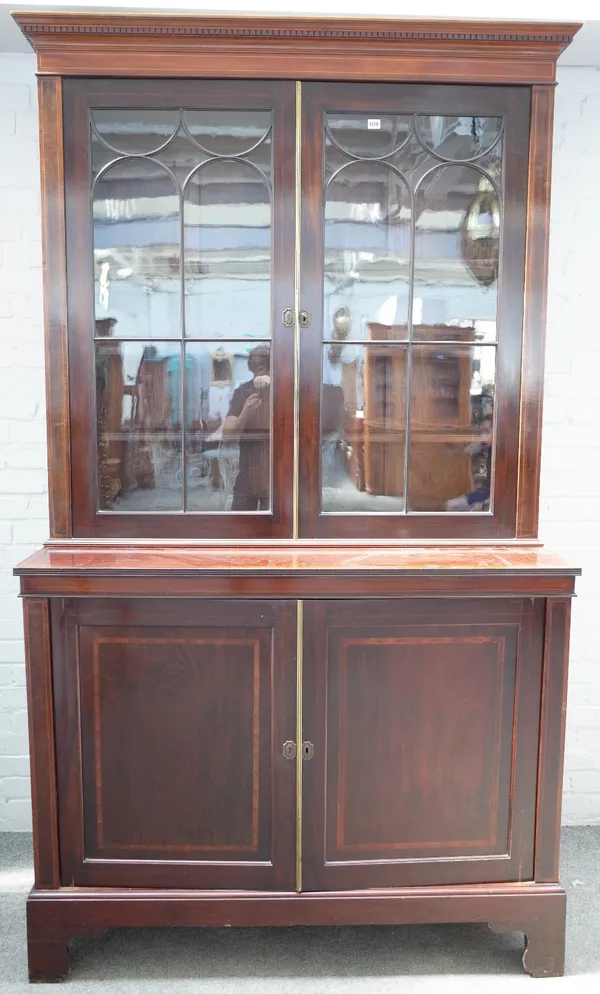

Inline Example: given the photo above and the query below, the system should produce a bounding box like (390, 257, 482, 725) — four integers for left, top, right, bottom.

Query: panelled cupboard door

(63, 79, 296, 539)
(51, 599, 297, 890)
(302, 599, 544, 890)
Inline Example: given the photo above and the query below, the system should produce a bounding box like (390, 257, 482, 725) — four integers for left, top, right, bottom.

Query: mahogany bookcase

(13, 11, 581, 981)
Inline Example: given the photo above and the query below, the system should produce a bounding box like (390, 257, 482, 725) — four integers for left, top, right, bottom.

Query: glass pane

(326, 113, 412, 159)
(96, 341, 182, 512)
(321, 344, 406, 513)
(186, 342, 271, 512)
(416, 116, 502, 161)
(324, 161, 411, 342)
(91, 109, 181, 159)
(184, 109, 271, 157)
(414, 164, 500, 342)
(407, 344, 496, 512)
(93, 158, 180, 338)
(184, 158, 271, 340)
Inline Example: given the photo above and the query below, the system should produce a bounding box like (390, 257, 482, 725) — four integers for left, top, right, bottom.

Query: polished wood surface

(22, 600, 59, 889)
(15, 543, 581, 575)
(302, 599, 543, 890)
(535, 599, 573, 882)
(517, 86, 556, 539)
(37, 77, 70, 539)
(16, 544, 579, 599)
(19, 572, 578, 600)
(14, 14, 579, 85)
(26, 884, 567, 981)
(52, 599, 297, 890)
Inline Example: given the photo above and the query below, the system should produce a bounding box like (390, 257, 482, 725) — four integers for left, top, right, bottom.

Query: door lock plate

(283, 740, 297, 760)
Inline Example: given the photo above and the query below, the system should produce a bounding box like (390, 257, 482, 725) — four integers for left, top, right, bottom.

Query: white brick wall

(0, 54, 599, 829)
(0, 54, 46, 832)
(540, 66, 600, 827)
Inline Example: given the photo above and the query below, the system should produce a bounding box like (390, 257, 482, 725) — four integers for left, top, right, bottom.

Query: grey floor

(0, 829, 598, 992)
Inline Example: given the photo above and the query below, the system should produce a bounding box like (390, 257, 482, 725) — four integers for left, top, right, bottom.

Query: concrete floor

(0, 829, 598, 992)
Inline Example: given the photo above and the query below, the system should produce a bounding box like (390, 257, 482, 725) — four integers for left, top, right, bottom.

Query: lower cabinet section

(52, 596, 544, 892)
(24, 590, 569, 980)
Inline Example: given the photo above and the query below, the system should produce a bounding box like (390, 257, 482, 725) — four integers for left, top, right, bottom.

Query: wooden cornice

(12, 13, 581, 45)
(13, 12, 580, 84)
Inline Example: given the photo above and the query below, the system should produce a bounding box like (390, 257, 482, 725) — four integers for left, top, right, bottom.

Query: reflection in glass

(91, 109, 181, 158)
(184, 159, 271, 339)
(408, 344, 496, 512)
(324, 161, 411, 342)
(90, 105, 274, 517)
(96, 341, 182, 511)
(326, 113, 412, 159)
(321, 344, 406, 513)
(320, 108, 504, 517)
(184, 110, 271, 157)
(416, 116, 502, 161)
(93, 158, 180, 338)
(414, 164, 499, 340)
(185, 343, 271, 512)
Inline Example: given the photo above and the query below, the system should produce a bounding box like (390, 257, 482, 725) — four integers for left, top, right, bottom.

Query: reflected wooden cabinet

(362, 326, 475, 509)
(14, 10, 580, 984)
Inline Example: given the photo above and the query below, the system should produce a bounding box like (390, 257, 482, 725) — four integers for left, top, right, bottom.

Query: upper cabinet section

(15, 14, 580, 542)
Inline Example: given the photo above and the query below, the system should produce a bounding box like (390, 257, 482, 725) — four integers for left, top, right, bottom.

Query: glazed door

(302, 599, 544, 890)
(64, 79, 295, 539)
(299, 82, 530, 540)
(52, 599, 297, 890)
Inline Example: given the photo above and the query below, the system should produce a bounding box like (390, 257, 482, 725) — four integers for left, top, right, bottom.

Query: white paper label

(367, 119, 381, 130)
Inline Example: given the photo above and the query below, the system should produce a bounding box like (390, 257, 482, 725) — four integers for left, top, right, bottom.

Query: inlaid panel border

(90, 635, 261, 853)
(334, 634, 509, 853)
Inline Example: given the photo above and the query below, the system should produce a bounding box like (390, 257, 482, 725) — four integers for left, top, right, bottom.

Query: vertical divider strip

(295, 85, 304, 889)
(293, 80, 302, 539)
(401, 115, 417, 514)
(296, 598, 304, 892)
(179, 110, 187, 512)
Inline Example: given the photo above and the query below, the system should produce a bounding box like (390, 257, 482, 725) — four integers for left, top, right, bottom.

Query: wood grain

(16, 543, 579, 598)
(38, 78, 70, 539)
(517, 86, 556, 539)
(26, 882, 567, 980)
(535, 599, 572, 882)
(23, 599, 60, 888)
(87, 634, 262, 853)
